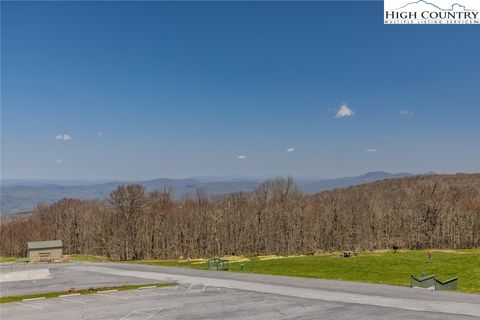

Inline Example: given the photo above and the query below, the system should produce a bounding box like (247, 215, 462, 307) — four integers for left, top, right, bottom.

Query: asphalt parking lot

(1, 262, 479, 320)
(0, 262, 160, 297)
(2, 283, 477, 320)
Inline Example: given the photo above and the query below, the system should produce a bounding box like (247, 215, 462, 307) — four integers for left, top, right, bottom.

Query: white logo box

(384, 0, 480, 24)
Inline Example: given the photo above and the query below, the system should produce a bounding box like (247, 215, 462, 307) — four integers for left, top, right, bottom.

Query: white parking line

(137, 285, 157, 290)
(95, 293, 128, 300)
(97, 289, 118, 293)
(186, 283, 206, 292)
(58, 298, 87, 305)
(59, 293, 81, 297)
(133, 291, 168, 297)
(13, 302, 44, 310)
(119, 307, 164, 320)
(22, 297, 46, 301)
(145, 307, 164, 320)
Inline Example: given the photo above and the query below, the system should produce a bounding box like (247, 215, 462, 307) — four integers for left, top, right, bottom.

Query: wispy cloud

(287, 147, 295, 153)
(237, 155, 247, 160)
(399, 110, 414, 116)
(55, 158, 63, 164)
(97, 131, 116, 137)
(366, 148, 378, 153)
(335, 103, 354, 118)
(54, 134, 72, 141)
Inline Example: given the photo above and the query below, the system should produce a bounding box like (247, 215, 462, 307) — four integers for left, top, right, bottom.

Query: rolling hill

(1, 172, 415, 215)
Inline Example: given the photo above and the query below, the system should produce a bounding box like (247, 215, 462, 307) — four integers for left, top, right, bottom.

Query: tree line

(1, 174, 479, 260)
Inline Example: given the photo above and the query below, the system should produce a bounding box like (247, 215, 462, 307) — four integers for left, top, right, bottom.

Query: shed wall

(28, 248, 63, 261)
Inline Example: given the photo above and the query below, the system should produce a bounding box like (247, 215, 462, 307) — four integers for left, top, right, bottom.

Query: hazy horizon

(3, 170, 474, 185)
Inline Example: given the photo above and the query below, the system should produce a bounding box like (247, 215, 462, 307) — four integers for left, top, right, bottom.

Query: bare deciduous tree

(1, 174, 479, 259)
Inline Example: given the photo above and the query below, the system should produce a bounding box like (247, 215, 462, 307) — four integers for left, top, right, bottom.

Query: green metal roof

(27, 240, 63, 250)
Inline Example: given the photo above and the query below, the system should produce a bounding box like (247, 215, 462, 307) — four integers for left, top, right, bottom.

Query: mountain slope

(1, 172, 417, 214)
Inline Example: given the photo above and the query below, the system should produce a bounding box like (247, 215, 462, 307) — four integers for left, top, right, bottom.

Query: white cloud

(237, 155, 247, 160)
(366, 148, 378, 153)
(97, 131, 116, 137)
(335, 103, 354, 118)
(287, 147, 295, 153)
(55, 158, 63, 164)
(54, 134, 72, 141)
(399, 110, 414, 116)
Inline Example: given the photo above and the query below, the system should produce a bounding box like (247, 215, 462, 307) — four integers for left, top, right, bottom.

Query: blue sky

(1, 1, 479, 180)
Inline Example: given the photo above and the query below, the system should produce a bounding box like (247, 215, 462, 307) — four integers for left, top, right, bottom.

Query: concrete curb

(59, 293, 81, 297)
(96, 289, 118, 293)
(22, 297, 46, 301)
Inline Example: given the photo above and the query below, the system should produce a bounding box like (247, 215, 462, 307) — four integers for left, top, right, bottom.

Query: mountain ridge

(1, 171, 433, 215)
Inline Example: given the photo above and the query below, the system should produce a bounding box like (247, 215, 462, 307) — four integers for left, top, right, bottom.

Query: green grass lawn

(133, 249, 480, 294)
(0, 257, 20, 262)
(70, 254, 112, 262)
(0, 283, 173, 304)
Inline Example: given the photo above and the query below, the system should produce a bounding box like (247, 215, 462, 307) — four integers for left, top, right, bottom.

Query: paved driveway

(1, 262, 479, 319)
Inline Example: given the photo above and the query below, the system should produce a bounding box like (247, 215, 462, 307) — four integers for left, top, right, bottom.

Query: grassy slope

(0, 257, 19, 262)
(70, 254, 111, 262)
(134, 249, 480, 294)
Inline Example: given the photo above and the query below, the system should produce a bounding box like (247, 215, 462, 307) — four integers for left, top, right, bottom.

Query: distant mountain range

(0, 171, 421, 215)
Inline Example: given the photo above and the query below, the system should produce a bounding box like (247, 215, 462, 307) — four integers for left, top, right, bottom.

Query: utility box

(435, 277, 458, 291)
(411, 274, 458, 291)
(411, 274, 436, 289)
(206, 258, 229, 271)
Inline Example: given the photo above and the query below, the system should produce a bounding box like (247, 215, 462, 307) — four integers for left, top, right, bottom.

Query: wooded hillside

(1, 174, 479, 260)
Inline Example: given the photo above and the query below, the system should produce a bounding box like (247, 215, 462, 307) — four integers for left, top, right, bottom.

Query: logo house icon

(384, 0, 480, 24)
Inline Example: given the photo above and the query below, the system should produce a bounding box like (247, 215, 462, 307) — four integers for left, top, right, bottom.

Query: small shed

(27, 240, 63, 262)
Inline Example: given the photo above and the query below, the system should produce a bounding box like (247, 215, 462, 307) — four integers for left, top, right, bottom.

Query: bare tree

(2, 174, 479, 259)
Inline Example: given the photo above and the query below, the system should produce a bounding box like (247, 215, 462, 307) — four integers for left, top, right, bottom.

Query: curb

(59, 293, 81, 297)
(22, 297, 46, 301)
(96, 289, 118, 293)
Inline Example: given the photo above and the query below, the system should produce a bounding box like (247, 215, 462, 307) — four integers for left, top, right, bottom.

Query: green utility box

(411, 274, 458, 291)
(206, 258, 229, 271)
(435, 277, 458, 291)
(411, 274, 436, 289)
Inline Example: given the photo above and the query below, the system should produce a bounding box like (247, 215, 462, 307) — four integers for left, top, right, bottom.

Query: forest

(1, 174, 479, 260)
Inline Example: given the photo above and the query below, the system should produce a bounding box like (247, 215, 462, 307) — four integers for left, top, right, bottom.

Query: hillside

(1, 172, 413, 215)
(1, 173, 478, 259)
